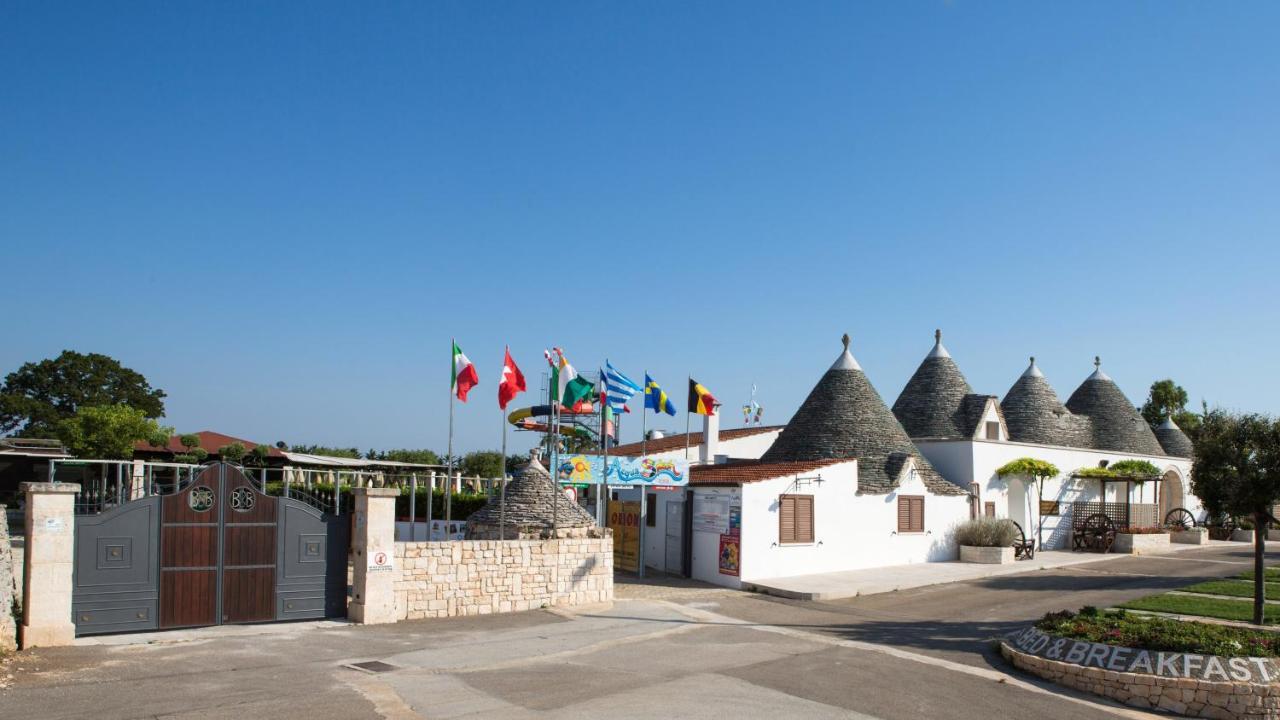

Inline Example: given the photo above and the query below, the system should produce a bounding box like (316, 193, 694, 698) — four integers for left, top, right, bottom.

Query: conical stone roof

(1155, 417, 1194, 458)
(892, 330, 977, 439)
(761, 335, 965, 495)
(465, 457, 596, 538)
(1001, 357, 1092, 448)
(1064, 357, 1165, 456)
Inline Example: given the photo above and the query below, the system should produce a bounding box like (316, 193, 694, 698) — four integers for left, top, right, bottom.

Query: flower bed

(1038, 607, 1280, 657)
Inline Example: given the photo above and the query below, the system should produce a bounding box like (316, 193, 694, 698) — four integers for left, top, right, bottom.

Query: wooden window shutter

(779, 494, 812, 544)
(898, 495, 924, 533)
(985, 421, 1001, 440)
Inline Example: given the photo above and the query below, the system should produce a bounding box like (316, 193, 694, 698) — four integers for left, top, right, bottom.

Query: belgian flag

(688, 378, 718, 416)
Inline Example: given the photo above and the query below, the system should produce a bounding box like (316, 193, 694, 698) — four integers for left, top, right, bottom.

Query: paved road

(1, 543, 1271, 720)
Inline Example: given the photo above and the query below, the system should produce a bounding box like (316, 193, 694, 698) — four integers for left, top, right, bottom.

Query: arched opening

(1159, 469, 1185, 518)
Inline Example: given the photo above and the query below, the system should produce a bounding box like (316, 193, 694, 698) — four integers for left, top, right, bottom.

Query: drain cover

(347, 660, 398, 674)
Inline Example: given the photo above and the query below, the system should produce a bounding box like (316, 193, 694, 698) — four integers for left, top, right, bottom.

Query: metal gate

(72, 462, 349, 636)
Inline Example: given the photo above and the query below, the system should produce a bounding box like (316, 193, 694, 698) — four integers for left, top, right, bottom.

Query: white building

(891, 331, 1199, 550)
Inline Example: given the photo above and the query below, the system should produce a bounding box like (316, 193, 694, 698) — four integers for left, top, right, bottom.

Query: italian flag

(451, 341, 479, 402)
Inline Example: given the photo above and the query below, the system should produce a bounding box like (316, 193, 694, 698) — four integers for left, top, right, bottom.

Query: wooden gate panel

(220, 465, 277, 624)
(160, 465, 221, 629)
(223, 567, 276, 623)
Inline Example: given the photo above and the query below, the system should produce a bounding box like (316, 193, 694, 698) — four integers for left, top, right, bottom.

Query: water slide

(507, 404, 596, 439)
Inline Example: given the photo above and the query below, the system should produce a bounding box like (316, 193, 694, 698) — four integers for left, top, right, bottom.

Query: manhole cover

(347, 661, 398, 674)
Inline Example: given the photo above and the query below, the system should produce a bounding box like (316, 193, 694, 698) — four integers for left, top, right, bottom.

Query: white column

(21, 482, 80, 648)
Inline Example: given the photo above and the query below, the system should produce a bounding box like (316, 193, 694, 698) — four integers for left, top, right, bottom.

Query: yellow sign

(607, 500, 641, 573)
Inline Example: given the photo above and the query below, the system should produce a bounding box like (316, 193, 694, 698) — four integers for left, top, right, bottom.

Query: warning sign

(367, 549, 394, 572)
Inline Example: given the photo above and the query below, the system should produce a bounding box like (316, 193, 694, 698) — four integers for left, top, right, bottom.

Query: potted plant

(954, 517, 1019, 564)
(1111, 525, 1171, 554)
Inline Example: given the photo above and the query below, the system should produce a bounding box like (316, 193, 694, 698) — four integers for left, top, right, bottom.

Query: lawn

(1181, 579, 1280, 599)
(1119, 593, 1280, 624)
(1239, 568, 1280, 582)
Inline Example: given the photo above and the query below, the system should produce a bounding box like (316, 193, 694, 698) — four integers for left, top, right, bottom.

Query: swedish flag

(644, 374, 676, 416)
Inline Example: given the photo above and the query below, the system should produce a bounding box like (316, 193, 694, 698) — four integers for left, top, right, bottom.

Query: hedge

(264, 482, 490, 521)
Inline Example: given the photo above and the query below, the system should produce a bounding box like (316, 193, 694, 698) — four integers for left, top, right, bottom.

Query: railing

(51, 459, 201, 515)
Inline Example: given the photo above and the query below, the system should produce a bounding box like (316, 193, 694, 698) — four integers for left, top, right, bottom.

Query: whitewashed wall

(639, 429, 782, 464)
(916, 438, 1198, 550)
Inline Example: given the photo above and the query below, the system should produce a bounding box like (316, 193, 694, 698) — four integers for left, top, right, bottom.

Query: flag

(601, 361, 642, 412)
(689, 378, 717, 415)
(645, 374, 676, 416)
(498, 347, 526, 410)
(451, 341, 479, 402)
(562, 375, 595, 407)
(553, 348, 578, 404)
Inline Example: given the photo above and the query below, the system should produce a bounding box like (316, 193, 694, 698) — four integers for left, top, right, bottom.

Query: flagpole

(499, 399, 507, 542)
(599, 378, 608, 528)
(446, 339, 456, 525)
(641, 370, 648, 458)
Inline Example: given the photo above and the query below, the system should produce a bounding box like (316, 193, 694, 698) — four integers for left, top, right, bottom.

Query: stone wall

(0, 506, 16, 652)
(1003, 628, 1280, 719)
(393, 537, 613, 620)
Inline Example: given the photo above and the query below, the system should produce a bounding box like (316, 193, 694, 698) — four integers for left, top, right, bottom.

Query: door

(664, 501, 684, 575)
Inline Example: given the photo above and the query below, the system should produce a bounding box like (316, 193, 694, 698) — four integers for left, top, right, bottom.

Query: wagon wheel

(1164, 508, 1196, 531)
(1008, 519, 1027, 547)
(1083, 513, 1116, 552)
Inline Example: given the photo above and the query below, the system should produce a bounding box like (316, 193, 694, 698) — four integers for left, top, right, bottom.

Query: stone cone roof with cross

(465, 457, 601, 539)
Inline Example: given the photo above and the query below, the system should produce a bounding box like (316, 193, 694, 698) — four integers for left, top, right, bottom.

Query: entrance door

(664, 501, 684, 575)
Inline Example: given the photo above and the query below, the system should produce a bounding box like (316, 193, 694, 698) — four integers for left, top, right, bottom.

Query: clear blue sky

(3, 2, 1277, 456)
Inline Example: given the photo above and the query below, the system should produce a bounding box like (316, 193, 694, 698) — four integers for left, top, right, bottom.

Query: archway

(1159, 469, 1185, 519)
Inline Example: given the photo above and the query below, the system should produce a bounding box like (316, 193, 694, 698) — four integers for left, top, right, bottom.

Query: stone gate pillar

(349, 487, 398, 624)
(21, 482, 80, 648)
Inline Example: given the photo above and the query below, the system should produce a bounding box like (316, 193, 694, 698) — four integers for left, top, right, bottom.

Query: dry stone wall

(393, 538, 612, 620)
(0, 507, 16, 652)
(1004, 626, 1280, 719)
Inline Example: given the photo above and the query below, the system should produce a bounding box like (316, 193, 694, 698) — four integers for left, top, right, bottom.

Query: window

(898, 495, 925, 533)
(779, 494, 814, 544)
(985, 421, 1001, 440)
(646, 493, 657, 527)
(984, 501, 996, 518)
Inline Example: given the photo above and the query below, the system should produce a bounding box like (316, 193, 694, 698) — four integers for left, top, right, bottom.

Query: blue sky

(3, 2, 1278, 455)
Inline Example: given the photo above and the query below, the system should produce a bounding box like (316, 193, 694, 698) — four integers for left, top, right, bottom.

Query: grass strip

(1181, 579, 1280, 600)
(1238, 568, 1280, 582)
(1119, 593, 1280, 624)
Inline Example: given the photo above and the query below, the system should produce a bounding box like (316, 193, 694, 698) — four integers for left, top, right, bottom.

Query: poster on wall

(555, 455, 690, 487)
(693, 495, 731, 534)
(728, 505, 741, 536)
(718, 534, 740, 576)
(607, 500, 641, 573)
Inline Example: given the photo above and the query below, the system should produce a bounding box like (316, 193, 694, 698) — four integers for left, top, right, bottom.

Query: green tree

(996, 457, 1061, 549)
(56, 404, 173, 460)
(218, 442, 247, 463)
(1191, 410, 1280, 625)
(247, 444, 272, 466)
(460, 450, 504, 478)
(0, 351, 167, 437)
(376, 448, 441, 465)
(178, 433, 201, 451)
(1140, 379, 1202, 438)
(289, 444, 361, 458)
(505, 454, 527, 475)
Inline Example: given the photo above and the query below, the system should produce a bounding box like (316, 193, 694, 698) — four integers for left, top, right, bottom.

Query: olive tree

(1192, 410, 1280, 625)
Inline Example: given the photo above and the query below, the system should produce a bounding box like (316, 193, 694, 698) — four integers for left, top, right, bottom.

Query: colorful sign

(728, 505, 741, 536)
(555, 455, 690, 487)
(718, 534, 740, 576)
(607, 500, 641, 573)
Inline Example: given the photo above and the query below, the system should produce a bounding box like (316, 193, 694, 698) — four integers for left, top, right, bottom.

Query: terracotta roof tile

(134, 431, 285, 457)
(689, 458, 852, 486)
(610, 425, 783, 457)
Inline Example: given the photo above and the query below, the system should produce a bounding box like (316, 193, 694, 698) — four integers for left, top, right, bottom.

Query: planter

(960, 545, 1014, 564)
(1002, 626, 1277, 718)
(1112, 532, 1170, 554)
(1269, 529, 1280, 542)
(1171, 527, 1209, 545)
(1231, 529, 1256, 543)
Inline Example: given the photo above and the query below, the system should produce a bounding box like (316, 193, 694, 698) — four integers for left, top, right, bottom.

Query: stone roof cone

(1155, 417, 1194, 458)
(1001, 357, 1090, 447)
(465, 457, 597, 539)
(1064, 357, 1166, 456)
(892, 329, 977, 439)
(761, 334, 965, 495)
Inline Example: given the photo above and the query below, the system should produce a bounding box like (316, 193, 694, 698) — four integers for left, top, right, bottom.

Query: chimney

(701, 406, 720, 464)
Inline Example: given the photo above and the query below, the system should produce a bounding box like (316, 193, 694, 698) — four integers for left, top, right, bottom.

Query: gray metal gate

(72, 462, 349, 636)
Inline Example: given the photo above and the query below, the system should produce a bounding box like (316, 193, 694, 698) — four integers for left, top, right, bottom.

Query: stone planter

(960, 545, 1014, 564)
(1171, 527, 1209, 545)
(1269, 529, 1280, 542)
(1003, 626, 1278, 718)
(1231, 529, 1256, 543)
(1112, 532, 1170, 554)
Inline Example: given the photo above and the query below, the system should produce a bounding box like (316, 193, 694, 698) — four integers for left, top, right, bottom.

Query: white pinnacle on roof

(1086, 355, 1112, 382)
(1021, 356, 1044, 378)
(830, 333, 862, 371)
(925, 328, 951, 359)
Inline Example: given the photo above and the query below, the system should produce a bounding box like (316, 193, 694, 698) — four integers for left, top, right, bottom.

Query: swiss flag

(498, 347, 526, 410)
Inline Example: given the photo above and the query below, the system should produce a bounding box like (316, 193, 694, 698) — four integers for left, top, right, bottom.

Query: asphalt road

(1, 543, 1271, 720)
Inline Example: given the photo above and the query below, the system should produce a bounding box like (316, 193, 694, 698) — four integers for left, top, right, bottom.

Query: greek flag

(601, 360, 642, 412)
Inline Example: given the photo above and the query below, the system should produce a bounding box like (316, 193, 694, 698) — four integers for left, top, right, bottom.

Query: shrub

(1036, 608, 1280, 657)
(954, 517, 1019, 547)
(1118, 526, 1169, 535)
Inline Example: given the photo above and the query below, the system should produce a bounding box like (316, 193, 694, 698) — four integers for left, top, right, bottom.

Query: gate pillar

(350, 487, 399, 624)
(21, 482, 79, 648)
